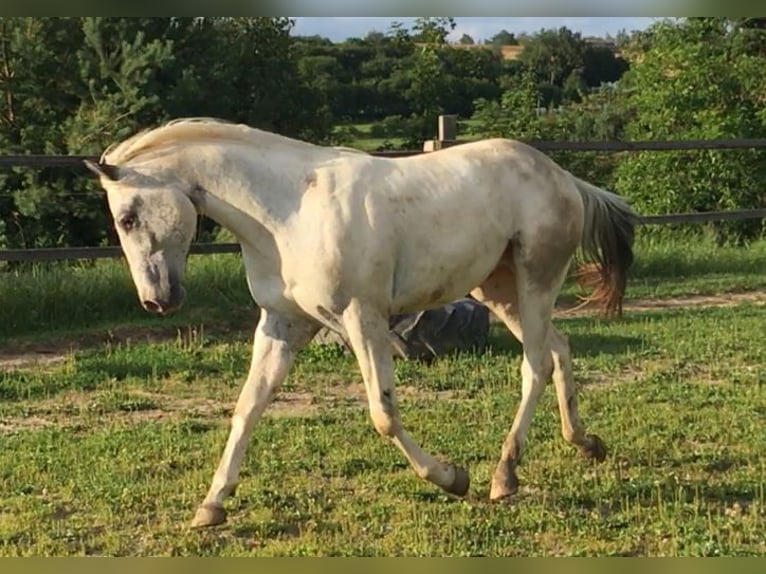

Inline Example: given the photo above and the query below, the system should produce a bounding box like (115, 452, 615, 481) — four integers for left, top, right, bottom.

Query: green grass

(1, 235, 764, 345)
(0, 254, 257, 346)
(0, 235, 764, 556)
(0, 303, 764, 556)
(617, 236, 766, 299)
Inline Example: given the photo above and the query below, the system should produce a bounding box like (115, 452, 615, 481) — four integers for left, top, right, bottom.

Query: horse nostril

(142, 299, 164, 314)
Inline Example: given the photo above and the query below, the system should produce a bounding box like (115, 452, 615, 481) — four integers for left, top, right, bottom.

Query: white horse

(85, 118, 636, 528)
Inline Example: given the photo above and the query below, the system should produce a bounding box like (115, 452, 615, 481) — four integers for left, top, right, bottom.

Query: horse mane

(102, 117, 317, 165)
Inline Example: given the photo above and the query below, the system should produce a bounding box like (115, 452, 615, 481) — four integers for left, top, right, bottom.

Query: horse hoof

(190, 504, 227, 528)
(489, 462, 519, 502)
(489, 490, 515, 503)
(489, 479, 519, 503)
(443, 465, 470, 497)
(581, 434, 607, 462)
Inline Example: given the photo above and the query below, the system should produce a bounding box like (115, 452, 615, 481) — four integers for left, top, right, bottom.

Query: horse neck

(177, 139, 323, 246)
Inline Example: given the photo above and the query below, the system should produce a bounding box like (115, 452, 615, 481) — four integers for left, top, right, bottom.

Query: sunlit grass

(0, 303, 764, 556)
(3, 235, 763, 344)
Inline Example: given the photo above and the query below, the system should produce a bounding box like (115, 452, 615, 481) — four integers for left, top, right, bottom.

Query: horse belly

(390, 231, 508, 314)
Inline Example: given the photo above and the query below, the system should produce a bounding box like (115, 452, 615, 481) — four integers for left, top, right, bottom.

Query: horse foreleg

(342, 299, 470, 497)
(191, 309, 318, 528)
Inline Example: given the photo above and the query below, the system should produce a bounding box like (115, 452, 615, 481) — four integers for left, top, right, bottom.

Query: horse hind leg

(471, 239, 606, 503)
(471, 252, 552, 501)
(550, 327, 606, 461)
(488, 267, 556, 501)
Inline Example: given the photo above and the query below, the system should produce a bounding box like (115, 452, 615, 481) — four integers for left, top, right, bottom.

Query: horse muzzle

(141, 284, 186, 315)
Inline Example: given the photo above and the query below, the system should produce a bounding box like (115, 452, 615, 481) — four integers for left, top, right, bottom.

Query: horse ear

(84, 160, 120, 181)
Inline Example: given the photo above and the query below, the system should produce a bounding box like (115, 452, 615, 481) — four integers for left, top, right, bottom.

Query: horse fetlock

(221, 481, 238, 498)
(561, 424, 584, 445)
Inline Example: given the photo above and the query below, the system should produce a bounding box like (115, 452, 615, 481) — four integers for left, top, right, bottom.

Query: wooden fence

(1, 121, 765, 262)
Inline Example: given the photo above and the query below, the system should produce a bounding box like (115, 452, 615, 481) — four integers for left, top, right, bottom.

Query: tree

(0, 17, 174, 249)
(410, 17, 455, 44)
(0, 17, 331, 249)
(404, 18, 456, 143)
(0, 18, 86, 248)
(441, 47, 503, 117)
(518, 27, 586, 92)
(488, 29, 518, 45)
(469, 70, 542, 140)
(538, 84, 631, 189)
(516, 26, 629, 106)
(459, 33, 475, 45)
(582, 44, 628, 87)
(613, 18, 766, 241)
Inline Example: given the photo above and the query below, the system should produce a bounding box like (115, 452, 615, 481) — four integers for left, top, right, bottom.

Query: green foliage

(6, 17, 762, 250)
(367, 115, 412, 139)
(467, 18, 766, 239)
(487, 29, 518, 46)
(515, 27, 627, 107)
(469, 70, 543, 140)
(614, 18, 766, 242)
(0, 17, 331, 249)
(0, 18, 106, 249)
(469, 76, 631, 188)
(293, 17, 505, 144)
(540, 84, 631, 188)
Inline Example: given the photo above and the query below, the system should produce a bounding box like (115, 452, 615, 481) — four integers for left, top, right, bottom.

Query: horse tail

(570, 176, 638, 317)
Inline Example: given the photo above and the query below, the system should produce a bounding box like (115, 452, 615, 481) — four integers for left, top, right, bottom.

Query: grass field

(0, 236, 765, 556)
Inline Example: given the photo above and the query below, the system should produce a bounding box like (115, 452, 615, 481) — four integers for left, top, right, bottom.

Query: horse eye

(119, 214, 137, 231)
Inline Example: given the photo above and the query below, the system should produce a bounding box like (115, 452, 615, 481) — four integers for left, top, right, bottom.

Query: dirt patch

(555, 290, 766, 318)
(0, 322, 247, 372)
(0, 415, 56, 434)
(0, 383, 460, 434)
(0, 352, 70, 372)
(0, 392, 308, 434)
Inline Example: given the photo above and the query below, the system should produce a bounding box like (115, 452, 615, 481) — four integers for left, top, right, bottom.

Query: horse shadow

(484, 325, 644, 359)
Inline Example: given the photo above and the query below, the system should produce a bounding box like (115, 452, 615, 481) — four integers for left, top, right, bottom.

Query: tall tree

(518, 27, 586, 94)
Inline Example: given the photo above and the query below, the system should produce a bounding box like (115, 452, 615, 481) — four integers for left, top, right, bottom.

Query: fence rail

(0, 242, 241, 263)
(3, 209, 764, 262)
(376, 137, 766, 156)
(1, 132, 765, 262)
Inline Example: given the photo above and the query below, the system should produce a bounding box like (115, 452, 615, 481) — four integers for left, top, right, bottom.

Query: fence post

(423, 114, 458, 152)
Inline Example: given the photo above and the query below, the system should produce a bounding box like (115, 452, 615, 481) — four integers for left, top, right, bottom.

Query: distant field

(335, 119, 481, 152)
(0, 236, 764, 556)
